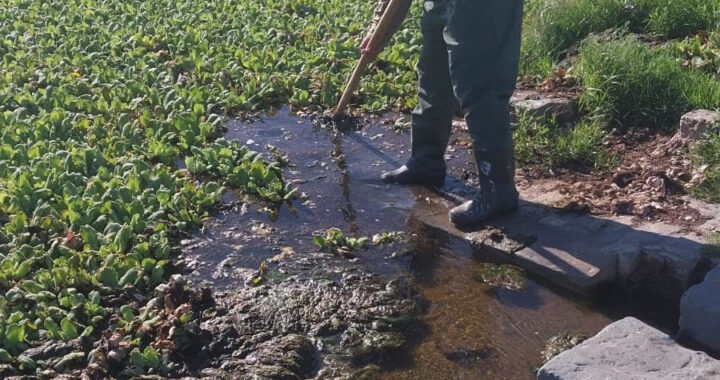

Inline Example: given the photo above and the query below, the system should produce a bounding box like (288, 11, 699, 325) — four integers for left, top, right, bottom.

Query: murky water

(183, 108, 673, 379)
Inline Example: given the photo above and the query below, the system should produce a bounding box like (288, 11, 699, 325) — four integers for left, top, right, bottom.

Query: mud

(194, 257, 416, 379)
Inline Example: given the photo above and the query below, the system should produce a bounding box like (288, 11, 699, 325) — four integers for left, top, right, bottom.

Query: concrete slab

(538, 317, 720, 380)
(420, 180, 711, 300)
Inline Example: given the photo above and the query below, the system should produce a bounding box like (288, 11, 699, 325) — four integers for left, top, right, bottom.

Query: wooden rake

(333, 0, 406, 117)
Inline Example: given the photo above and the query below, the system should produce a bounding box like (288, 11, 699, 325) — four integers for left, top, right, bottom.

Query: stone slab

(680, 267, 720, 354)
(538, 317, 720, 380)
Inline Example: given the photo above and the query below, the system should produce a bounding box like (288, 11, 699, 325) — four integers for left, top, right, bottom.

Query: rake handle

(334, 0, 406, 116)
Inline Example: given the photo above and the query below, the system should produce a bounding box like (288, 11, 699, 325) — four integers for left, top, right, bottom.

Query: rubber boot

(381, 165, 445, 187)
(381, 2, 456, 188)
(449, 148, 519, 226)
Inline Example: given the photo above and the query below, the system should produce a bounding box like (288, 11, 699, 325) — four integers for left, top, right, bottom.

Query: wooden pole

(333, 0, 405, 116)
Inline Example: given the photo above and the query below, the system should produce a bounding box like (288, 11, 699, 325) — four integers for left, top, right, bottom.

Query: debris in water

(541, 331, 589, 363)
(246, 261, 268, 286)
(475, 263, 528, 291)
(312, 114, 362, 132)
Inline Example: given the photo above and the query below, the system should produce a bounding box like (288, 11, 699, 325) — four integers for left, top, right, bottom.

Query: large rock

(513, 97, 577, 123)
(538, 317, 720, 380)
(678, 109, 720, 141)
(679, 266, 720, 354)
(510, 90, 578, 123)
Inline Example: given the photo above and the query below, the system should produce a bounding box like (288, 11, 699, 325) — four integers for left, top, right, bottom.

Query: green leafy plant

(371, 231, 405, 246)
(313, 228, 369, 257)
(676, 33, 720, 76)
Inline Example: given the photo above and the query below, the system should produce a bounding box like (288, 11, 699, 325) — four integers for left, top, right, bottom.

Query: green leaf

(60, 318, 79, 340)
(97, 267, 119, 287)
(114, 224, 133, 253)
(44, 317, 62, 340)
(119, 268, 140, 287)
(312, 236, 326, 249)
(0, 348, 12, 363)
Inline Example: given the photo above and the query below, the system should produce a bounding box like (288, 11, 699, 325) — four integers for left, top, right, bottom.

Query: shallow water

(183, 107, 672, 379)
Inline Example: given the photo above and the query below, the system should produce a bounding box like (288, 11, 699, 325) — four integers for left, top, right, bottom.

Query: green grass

(703, 233, 720, 258)
(514, 113, 611, 171)
(578, 34, 720, 130)
(521, 0, 720, 78)
(691, 135, 720, 202)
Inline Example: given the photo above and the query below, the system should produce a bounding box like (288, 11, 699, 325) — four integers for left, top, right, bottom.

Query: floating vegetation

(475, 263, 528, 292)
(540, 331, 589, 363)
(313, 228, 369, 258)
(372, 231, 406, 246)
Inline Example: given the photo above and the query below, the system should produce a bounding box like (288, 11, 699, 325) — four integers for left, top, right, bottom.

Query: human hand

(360, 34, 383, 60)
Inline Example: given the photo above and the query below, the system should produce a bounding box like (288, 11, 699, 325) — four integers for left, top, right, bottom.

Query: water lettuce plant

(0, 0, 314, 376)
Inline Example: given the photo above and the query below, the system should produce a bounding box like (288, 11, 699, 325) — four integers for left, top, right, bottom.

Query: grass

(521, 0, 720, 78)
(577, 34, 720, 131)
(513, 113, 612, 171)
(691, 135, 720, 202)
(703, 233, 720, 258)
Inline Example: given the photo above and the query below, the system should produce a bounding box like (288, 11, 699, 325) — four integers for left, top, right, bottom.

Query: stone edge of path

(537, 317, 720, 380)
(679, 266, 720, 356)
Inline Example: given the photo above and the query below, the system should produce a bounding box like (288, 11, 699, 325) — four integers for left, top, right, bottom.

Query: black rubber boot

(381, 165, 445, 187)
(449, 149, 519, 226)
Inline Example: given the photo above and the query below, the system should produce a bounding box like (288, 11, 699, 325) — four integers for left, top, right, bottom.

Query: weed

(520, 0, 720, 79)
(513, 113, 611, 171)
(578, 34, 720, 130)
(691, 135, 720, 202)
(676, 32, 720, 76)
(702, 233, 720, 258)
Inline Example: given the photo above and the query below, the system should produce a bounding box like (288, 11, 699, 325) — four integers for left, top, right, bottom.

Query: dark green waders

(383, 0, 524, 224)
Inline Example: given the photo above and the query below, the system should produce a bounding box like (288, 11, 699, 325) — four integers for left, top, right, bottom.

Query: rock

(679, 266, 720, 354)
(678, 109, 720, 141)
(512, 97, 577, 123)
(538, 317, 720, 380)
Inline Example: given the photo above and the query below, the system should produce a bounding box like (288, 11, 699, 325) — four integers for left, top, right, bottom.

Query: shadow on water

(182, 107, 701, 379)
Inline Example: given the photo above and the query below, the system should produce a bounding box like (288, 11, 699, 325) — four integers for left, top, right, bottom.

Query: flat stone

(512, 97, 577, 123)
(679, 267, 720, 354)
(538, 317, 720, 380)
(464, 181, 708, 299)
(678, 109, 720, 141)
(510, 214, 617, 295)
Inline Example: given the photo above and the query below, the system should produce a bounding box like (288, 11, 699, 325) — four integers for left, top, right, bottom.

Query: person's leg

(443, 0, 524, 225)
(382, 0, 457, 187)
